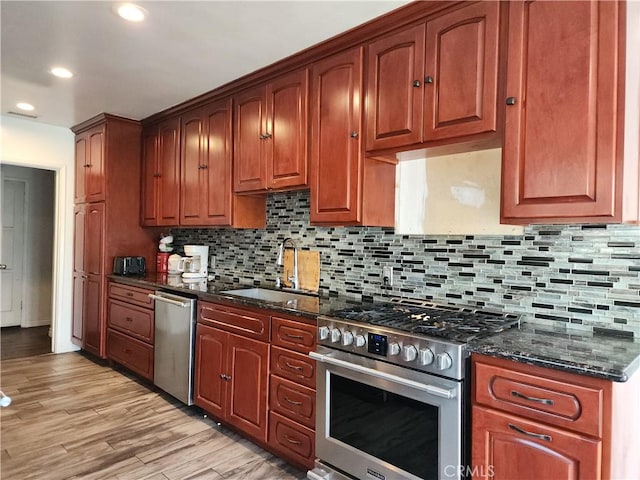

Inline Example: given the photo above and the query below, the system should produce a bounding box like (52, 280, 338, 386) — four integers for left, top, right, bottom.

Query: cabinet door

(226, 333, 269, 442)
(194, 324, 227, 418)
(366, 24, 425, 151)
(472, 406, 601, 480)
(157, 117, 181, 225)
(85, 125, 106, 202)
(234, 86, 267, 192)
(424, 1, 500, 141)
(141, 129, 159, 226)
(74, 134, 87, 203)
(85, 202, 104, 276)
(267, 69, 309, 189)
(72, 273, 84, 346)
(180, 109, 205, 224)
(502, 1, 622, 222)
(310, 47, 364, 224)
(73, 204, 86, 273)
(201, 99, 234, 225)
(82, 274, 103, 356)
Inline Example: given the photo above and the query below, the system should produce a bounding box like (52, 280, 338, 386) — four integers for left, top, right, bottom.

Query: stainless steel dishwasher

(149, 290, 197, 405)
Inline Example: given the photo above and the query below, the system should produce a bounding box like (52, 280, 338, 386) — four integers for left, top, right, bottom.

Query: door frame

(0, 176, 27, 327)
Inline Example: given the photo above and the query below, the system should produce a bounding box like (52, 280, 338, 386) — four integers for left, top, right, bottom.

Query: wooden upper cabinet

(141, 117, 181, 226)
(74, 124, 106, 203)
(365, 1, 500, 152)
(180, 108, 206, 224)
(310, 47, 364, 224)
(501, 0, 629, 224)
(233, 69, 309, 193)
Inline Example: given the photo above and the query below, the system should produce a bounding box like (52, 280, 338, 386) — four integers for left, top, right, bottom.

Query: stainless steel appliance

(308, 300, 520, 480)
(149, 290, 197, 405)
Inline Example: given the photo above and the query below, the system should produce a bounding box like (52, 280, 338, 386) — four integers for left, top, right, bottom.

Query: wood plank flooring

(0, 352, 306, 480)
(1, 326, 51, 360)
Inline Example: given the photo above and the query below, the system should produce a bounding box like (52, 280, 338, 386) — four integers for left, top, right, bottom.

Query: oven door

(310, 346, 463, 480)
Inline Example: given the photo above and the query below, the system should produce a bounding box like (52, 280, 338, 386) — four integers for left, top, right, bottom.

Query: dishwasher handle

(148, 293, 191, 308)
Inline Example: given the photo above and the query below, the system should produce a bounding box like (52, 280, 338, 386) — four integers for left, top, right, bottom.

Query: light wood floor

(0, 352, 306, 480)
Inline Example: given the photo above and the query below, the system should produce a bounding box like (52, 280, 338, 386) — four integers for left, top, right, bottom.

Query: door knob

(0, 264, 7, 270)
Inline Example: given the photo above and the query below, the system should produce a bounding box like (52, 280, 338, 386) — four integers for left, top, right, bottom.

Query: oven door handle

(309, 351, 457, 400)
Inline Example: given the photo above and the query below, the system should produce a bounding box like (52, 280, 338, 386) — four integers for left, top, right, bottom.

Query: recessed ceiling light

(116, 3, 146, 22)
(51, 66, 74, 79)
(16, 102, 35, 111)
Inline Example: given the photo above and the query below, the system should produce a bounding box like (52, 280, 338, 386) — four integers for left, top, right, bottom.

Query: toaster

(113, 256, 146, 276)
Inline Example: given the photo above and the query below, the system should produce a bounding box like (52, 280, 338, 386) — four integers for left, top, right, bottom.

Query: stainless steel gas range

(308, 299, 520, 480)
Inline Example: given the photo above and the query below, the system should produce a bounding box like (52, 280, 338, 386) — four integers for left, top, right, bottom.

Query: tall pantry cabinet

(72, 114, 158, 358)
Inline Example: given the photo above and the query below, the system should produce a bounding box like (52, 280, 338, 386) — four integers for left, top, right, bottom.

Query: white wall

(1, 165, 55, 327)
(0, 115, 77, 353)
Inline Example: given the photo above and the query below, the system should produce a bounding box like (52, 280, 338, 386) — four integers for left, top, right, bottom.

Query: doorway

(0, 165, 55, 359)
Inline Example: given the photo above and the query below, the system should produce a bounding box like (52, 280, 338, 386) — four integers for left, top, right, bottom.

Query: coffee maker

(181, 245, 209, 279)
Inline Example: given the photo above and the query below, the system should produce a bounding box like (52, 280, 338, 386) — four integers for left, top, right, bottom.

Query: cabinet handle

(284, 435, 302, 445)
(259, 134, 266, 139)
(284, 361, 303, 372)
(264, 132, 272, 139)
(126, 292, 134, 297)
(425, 76, 434, 84)
(125, 317, 133, 322)
(506, 97, 517, 106)
(511, 390, 554, 406)
(284, 333, 304, 341)
(284, 396, 303, 406)
(350, 131, 358, 138)
(84, 164, 91, 168)
(219, 373, 231, 381)
(412, 80, 421, 87)
(198, 164, 208, 169)
(153, 173, 161, 177)
(508, 423, 552, 442)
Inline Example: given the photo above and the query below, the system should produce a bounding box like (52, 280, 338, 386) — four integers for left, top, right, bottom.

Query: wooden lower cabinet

(471, 354, 640, 480)
(269, 411, 315, 468)
(472, 406, 601, 480)
(106, 282, 155, 381)
(194, 322, 269, 443)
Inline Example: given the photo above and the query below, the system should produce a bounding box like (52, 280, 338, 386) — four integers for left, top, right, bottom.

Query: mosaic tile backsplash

(172, 190, 640, 338)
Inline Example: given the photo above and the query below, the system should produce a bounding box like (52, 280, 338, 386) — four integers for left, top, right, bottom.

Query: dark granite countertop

(108, 274, 640, 383)
(107, 273, 361, 320)
(469, 322, 640, 382)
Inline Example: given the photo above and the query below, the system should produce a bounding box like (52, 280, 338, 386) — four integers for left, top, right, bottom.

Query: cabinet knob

(84, 164, 91, 168)
(259, 134, 266, 139)
(412, 80, 421, 87)
(153, 173, 161, 178)
(350, 131, 359, 138)
(264, 132, 272, 139)
(506, 97, 517, 106)
(425, 76, 434, 84)
(198, 164, 208, 170)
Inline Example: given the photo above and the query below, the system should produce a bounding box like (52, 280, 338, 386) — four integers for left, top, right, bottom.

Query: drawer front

(270, 375, 316, 429)
(108, 299, 154, 343)
(108, 282, 154, 309)
(199, 302, 270, 341)
(474, 358, 604, 437)
(107, 329, 154, 381)
(270, 346, 315, 389)
(268, 411, 315, 470)
(272, 317, 316, 354)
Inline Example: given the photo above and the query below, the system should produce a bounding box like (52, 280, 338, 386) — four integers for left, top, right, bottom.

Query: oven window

(329, 373, 439, 479)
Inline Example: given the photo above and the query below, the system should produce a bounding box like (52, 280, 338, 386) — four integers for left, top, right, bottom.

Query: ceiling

(1, 1, 410, 129)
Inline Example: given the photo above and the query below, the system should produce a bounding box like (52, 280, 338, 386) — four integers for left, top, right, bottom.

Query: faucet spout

(277, 238, 299, 290)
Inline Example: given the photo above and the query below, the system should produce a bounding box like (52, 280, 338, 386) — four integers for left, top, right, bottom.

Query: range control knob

(435, 352, 453, 371)
(318, 326, 330, 341)
(418, 348, 435, 366)
(402, 345, 418, 362)
(354, 334, 366, 348)
(341, 330, 354, 346)
(329, 328, 341, 343)
(388, 342, 401, 356)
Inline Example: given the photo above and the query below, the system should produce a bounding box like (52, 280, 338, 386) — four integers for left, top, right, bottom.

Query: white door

(1, 179, 26, 327)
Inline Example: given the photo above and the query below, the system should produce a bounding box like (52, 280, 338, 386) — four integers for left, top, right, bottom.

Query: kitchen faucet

(276, 238, 299, 290)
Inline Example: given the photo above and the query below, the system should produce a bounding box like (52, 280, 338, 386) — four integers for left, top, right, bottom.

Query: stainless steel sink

(219, 288, 316, 304)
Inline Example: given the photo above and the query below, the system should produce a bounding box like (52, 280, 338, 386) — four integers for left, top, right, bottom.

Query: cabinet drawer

(473, 356, 605, 437)
(269, 411, 315, 470)
(271, 346, 315, 389)
(199, 302, 270, 342)
(270, 375, 315, 429)
(107, 329, 154, 381)
(272, 317, 316, 354)
(108, 282, 154, 309)
(108, 299, 154, 343)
